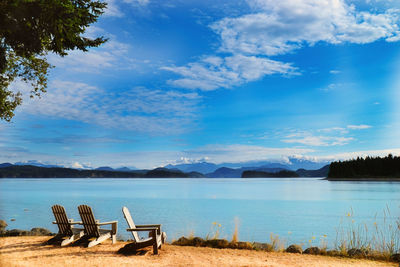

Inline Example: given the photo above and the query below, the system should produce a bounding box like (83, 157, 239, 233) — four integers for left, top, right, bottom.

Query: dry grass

(334, 206, 400, 260)
(0, 236, 397, 267)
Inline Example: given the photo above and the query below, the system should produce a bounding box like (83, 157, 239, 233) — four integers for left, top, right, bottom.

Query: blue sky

(1, 0, 400, 169)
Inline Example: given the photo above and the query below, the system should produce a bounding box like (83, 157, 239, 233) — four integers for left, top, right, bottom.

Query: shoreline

(0, 236, 397, 267)
(325, 177, 400, 181)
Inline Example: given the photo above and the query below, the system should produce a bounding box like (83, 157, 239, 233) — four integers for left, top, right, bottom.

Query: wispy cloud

(15, 81, 201, 134)
(163, 0, 400, 91)
(104, 0, 125, 17)
(124, 0, 150, 6)
(215, 0, 400, 55)
(48, 39, 132, 73)
(347, 124, 372, 130)
(316, 148, 400, 162)
(281, 124, 372, 146)
(282, 132, 355, 146)
(330, 70, 341, 74)
(179, 144, 314, 164)
(163, 54, 297, 90)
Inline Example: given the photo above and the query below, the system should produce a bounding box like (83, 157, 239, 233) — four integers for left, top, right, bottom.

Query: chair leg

(153, 241, 159, 255)
(161, 232, 167, 244)
(151, 229, 158, 254)
(111, 234, 116, 244)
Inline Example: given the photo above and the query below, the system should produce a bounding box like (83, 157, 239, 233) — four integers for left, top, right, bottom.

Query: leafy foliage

(328, 154, 400, 178)
(0, 0, 107, 121)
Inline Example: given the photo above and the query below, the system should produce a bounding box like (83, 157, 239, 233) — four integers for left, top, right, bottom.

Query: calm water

(0, 178, 399, 246)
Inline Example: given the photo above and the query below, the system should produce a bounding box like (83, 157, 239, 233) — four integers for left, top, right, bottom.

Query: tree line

(328, 154, 400, 178)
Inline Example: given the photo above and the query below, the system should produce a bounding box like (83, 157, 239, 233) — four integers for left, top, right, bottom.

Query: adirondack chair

(122, 206, 166, 255)
(77, 205, 118, 248)
(46, 204, 84, 246)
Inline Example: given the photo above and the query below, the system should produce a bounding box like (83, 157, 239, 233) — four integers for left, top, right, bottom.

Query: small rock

(191, 237, 205, 247)
(205, 239, 229, 248)
(347, 248, 369, 257)
(230, 241, 253, 250)
(24, 209, 29, 211)
(172, 236, 190, 246)
(303, 247, 321, 255)
(10, 218, 16, 221)
(254, 242, 275, 252)
(286, 244, 303, 254)
(326, 250, 340, 256)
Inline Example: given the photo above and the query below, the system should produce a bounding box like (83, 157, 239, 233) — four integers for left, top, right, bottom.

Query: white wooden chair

(78, 205, 117, 248)
(46, 204, 84, 246)
(122, 206, 166, 254)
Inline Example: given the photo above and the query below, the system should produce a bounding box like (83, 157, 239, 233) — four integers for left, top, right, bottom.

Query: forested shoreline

(327, 154, 400, 179)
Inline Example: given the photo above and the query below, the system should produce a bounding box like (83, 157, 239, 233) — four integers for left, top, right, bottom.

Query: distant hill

(0, 165, 204, 178)
(95, 166, 115, 171)
(115, 167, 134, 172)
(206, 167, 242, 178)
(14, 161, 62, 168)
(296, 165, 330, 177)
(206, 165, 330, 178)
(206, 167, 286, 178)
(164, 162, 219, 174)
(242, 170, 299, 178)
(0, 163, 13, 168)
(165, 157, 331, 174)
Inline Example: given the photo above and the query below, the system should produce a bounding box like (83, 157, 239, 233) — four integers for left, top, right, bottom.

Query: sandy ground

(0, 236, 397, 267)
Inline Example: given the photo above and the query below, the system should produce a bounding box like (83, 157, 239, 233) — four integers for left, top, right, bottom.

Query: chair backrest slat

(52, 205, 73, 236)
(78, 205, 100, 238)
(122, 206, 139, 242)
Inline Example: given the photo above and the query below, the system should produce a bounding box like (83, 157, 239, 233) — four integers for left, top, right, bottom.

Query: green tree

(0, 0, 107, 121)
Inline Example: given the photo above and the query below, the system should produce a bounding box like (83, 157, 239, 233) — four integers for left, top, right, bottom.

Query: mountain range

(164, 157, 330, 174)
(0, 157, 331, 178)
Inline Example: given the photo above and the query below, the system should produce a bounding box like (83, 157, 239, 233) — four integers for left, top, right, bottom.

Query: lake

(0, 178, 399, 247)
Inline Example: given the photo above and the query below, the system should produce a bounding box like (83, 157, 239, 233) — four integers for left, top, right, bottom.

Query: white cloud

(72, 162, 84, 169)
(48, 40, 131, 73)
(216, 0, 400, 56)
(180, 144, 314, 164)
(282, 124, 372, 146)
(330, 70, 341, 74)
(163, 0, 400, 91)
(163, 54, 297, 90)
(316, 148, 400, 162)
(282, 133, 354, 146)
(15, 81, 201, 134)
(124, 0, 150, 6)
(104, 0, 124, 17)
(347, 124, 372, 130)
(318, 127, 348, 134)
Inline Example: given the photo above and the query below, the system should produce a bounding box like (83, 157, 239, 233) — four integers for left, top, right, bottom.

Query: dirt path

(0, 237, 397, 267)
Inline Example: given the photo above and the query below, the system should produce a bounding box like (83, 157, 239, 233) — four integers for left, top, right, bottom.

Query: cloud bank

(164, 0, 400, 90)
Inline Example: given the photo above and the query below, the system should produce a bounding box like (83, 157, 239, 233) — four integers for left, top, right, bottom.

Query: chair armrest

(52, 221, 82, 225)
(136, 224, 161, 228)
(127, 227, 158, 232)
(136, 224, 161, 234)
(97, 221, 118, 235)
(97, 221, 118, 226)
